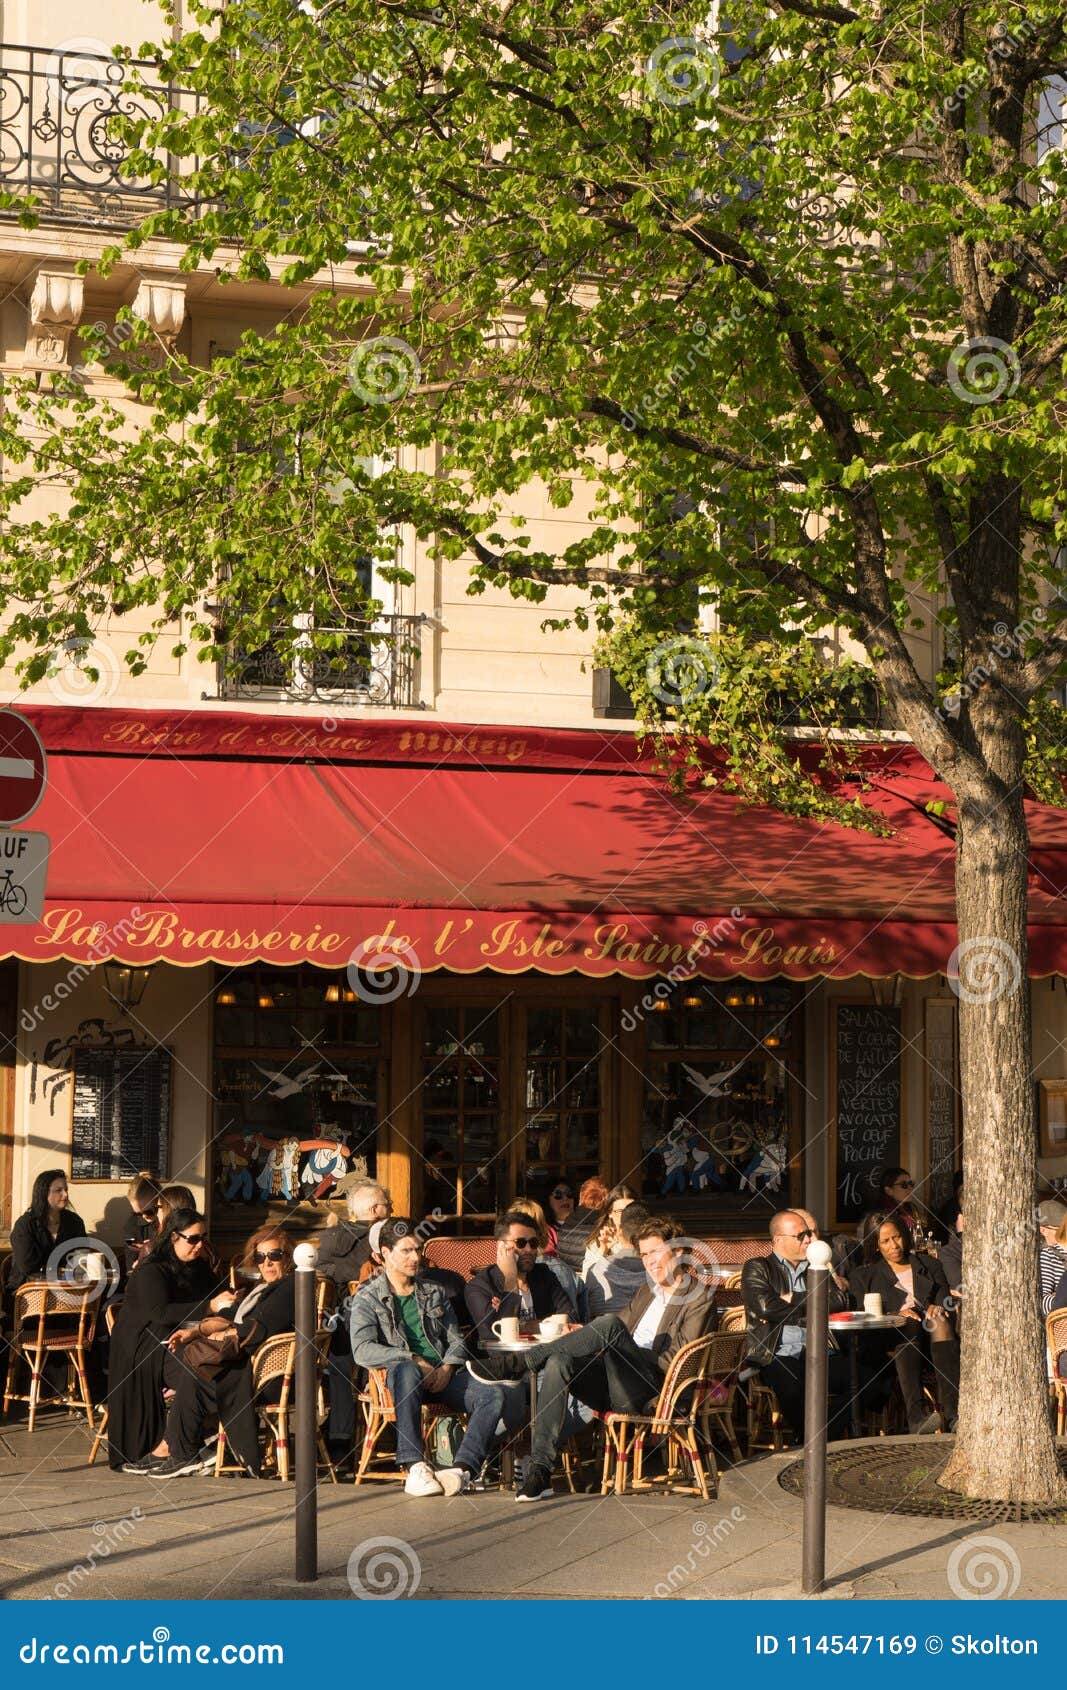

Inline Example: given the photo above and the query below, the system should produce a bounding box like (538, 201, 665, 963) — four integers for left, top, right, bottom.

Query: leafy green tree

(3, 0, 1067, 1498)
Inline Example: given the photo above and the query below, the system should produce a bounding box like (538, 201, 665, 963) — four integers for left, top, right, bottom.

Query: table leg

(849, 1339, 862, 1438)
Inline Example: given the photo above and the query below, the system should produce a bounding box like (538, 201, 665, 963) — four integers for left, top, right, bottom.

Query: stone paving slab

(0, 1422, 1064, 1602)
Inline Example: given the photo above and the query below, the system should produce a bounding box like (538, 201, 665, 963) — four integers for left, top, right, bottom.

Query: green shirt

(394, 1292, 439, 1363)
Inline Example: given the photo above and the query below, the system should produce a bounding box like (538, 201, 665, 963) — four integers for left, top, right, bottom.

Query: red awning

(4, 705, 1066, 980)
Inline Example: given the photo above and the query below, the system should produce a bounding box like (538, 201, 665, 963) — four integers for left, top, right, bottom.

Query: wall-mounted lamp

(103, 961, 154, 1016)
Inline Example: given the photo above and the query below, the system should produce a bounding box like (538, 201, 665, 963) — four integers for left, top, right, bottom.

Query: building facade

(2, 5, 1067, 1257)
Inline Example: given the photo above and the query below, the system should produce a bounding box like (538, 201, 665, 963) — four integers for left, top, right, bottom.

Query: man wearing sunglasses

(465, 1211, 577, 1349)
(740, 1210, 851, 1444)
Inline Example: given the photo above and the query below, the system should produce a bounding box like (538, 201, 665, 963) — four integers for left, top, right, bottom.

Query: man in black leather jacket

(741, 1210, 851, 1443)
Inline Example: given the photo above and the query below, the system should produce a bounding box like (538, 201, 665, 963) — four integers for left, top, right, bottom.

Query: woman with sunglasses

(544, 1176, 601, 1274)
(107, 1208, 229, 1472)
(138, 1226, 298, 1478)
(866, 1167, 923, 1242)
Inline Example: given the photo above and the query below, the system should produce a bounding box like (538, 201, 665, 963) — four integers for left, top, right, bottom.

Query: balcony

(213, 614, 426, 710)
(0, 43, 202, 229)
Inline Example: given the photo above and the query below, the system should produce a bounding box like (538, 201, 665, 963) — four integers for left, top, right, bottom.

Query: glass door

(420, 1003, 502, 1226)
(520, 1004, 606, 1205)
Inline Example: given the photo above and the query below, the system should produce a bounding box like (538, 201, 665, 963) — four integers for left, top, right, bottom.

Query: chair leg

(2, 1344, 19, 1417)
(600, 1423, 615, 1495)
(88, 1407, 108, 1467)
(684, 1427, 710, 1502)
(355, 1409, 385, 1485)
(317, 1430, 338, 1485)
(73, 1349, 94, 1429)
(614, 1419, 631, 1496)
(276, 1420, 290, 1483)
(27, 1354, 42, 1434)
(214, 1425, 227, 1477)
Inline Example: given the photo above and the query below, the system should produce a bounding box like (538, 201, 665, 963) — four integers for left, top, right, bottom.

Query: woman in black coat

(9, 1169, 88, 1292)
(848, 1212, 959, 1433)
(107, 1208, 227, 1471)
(125, 1225, 297, 1478)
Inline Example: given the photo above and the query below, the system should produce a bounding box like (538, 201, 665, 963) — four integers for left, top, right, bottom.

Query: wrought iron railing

(214, 615, 426, 709)
(0, 43, 202, 228)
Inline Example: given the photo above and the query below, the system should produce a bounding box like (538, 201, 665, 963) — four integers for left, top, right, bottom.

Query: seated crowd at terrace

(3, 1162, 1063, 1499)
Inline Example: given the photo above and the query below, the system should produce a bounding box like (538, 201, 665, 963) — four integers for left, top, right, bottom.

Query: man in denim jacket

(349, 1217, 506, 1496)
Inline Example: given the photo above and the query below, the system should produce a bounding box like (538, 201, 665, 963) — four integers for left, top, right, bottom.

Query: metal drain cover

(778, 1441, 1067, 1524)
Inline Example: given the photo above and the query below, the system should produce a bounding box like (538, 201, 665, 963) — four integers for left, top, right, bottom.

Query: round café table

(829, 1313, 907, 1437)
(483, 1333, 569, 1484)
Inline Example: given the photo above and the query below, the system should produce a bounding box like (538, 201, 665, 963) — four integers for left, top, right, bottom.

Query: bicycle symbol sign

(0, 829, 49, 924)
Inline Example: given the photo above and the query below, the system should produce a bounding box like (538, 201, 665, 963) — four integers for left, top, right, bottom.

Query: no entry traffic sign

(0, 710, 47, 824)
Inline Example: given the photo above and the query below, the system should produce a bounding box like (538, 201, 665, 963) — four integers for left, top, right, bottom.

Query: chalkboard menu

(832, 1003, 902, 1223)
(70, 1047, 172, 1182)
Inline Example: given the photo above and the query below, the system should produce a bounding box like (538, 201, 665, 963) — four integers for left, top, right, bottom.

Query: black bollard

(801, 1241, 831, 1595)
(294, 1243, 318, 1585)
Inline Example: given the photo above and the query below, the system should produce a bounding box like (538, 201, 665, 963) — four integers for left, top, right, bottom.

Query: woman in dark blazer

(126, 1225, 297, 1478)
(849, 1213, 959, 1433)
(9, 1169, 88, 1292)
(107, 1208, 227, 1470)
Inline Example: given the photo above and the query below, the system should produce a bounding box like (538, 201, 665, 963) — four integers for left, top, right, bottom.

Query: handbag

(179, 1316, 246, 1380)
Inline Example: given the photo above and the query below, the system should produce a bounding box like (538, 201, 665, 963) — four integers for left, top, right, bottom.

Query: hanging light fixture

(216, 987, 237, 1007)
(257, 991, 274, 1009)
(103, 961, 155, 1016)
(682, 992, 703, 1009)
(324, 982, 341, 1004)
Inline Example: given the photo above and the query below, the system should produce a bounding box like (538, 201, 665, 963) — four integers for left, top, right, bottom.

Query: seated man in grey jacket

(349, 1217, 506, 1497)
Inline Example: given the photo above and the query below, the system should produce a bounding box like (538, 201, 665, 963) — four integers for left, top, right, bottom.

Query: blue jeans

(386, 1360, 505, 1473)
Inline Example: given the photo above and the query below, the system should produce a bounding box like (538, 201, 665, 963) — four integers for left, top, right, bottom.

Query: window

(213, 965, 386, 1208)
(639, 979, 803, 1211)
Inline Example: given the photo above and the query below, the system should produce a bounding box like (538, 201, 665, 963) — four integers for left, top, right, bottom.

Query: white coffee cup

(539, 1314, 567, 1338)
(863, 1293, 884, 1317)
(491, 1316, 521, 1345)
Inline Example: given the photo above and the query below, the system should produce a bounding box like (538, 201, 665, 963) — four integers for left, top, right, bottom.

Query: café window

(213, 964, 386, 1210)
(639, 979, 803, 1211)
(421, 1005, 502, 1224)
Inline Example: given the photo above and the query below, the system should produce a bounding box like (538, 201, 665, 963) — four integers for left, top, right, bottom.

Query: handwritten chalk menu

(924, 1000, 959, 1213)
(70, 1047, 172, 1181)
(832, 1003, 902, 1222)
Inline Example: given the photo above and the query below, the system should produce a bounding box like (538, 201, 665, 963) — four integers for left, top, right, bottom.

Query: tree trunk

(938, 787, 1065, 1501)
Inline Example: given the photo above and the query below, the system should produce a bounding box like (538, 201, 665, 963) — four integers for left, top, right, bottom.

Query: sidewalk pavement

(0, 1418, 1062, 1602)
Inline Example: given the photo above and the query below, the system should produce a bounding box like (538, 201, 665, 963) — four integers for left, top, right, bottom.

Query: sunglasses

(254, 1248, 288, 1263)
(892, 1180, 916, 1190)
(551, 1190, 573, 1200)
(511, 1236, 538, 1249)
(136, 1201, 159, 1218)
(177, 1231, 208, 1247)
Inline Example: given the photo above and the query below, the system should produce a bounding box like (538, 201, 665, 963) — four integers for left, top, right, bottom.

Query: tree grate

(778, 1441, 1067, 1523)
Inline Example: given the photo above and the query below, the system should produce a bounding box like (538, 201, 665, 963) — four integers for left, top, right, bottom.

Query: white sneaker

(404, 1461, 444, 1497)
(436, 1465, 471, 1497)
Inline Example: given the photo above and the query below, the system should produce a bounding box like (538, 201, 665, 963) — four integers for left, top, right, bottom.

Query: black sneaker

(515, 1463, 554, 1502)
(466, 1355, 529, 1385)
(150, 1452, 214, 1478)
(121, 1453, 167, 1474)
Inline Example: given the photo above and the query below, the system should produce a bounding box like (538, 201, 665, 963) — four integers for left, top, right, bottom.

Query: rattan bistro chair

(214, 1329, 337, 1483)
(3, 1282, 99, 1433)
(717, 1303, 786, 1452)
(598, 1334, 727, 1500)
(355, 1364, 458, 1483)
(1047, 1310, 1067, 1434)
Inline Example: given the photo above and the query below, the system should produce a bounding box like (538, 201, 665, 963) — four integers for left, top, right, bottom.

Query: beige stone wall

(15, 958, 212, 1245)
